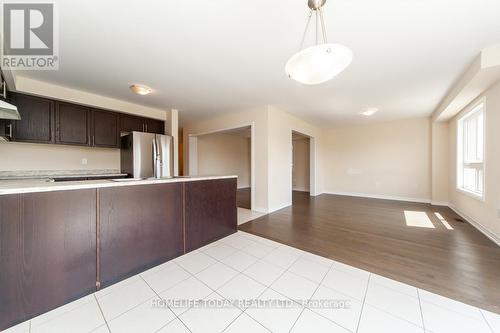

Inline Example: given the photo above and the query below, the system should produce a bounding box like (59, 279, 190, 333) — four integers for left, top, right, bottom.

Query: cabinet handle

(142, 123, 144, 132)
(8, 123, 12, 138)
(145, 123, 148, 132)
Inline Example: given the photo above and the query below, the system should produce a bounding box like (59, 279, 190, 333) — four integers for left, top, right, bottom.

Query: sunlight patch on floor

(404, 211, 435, 229)
(434, 212, 454, 230)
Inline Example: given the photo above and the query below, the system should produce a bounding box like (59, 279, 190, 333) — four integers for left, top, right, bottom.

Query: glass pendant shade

(286, 43, 352, 85)
(286, 0, 352, 85)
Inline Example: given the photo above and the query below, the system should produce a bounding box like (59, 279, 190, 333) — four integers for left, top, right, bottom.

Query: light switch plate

(81, 158, 88, 165)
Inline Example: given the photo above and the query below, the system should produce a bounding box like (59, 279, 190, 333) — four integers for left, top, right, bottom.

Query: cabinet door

(92, 109, 119, 148)
(120, 114, 144, 133)
(98, 183, 184, 287)
(0, 120, 6, 138)
(184, 179, 237, 252)
(145, 118, 165, 134)
(55, 102, 91, 146)
(0, 190, 97, 331)
(10, 93, 55, 143)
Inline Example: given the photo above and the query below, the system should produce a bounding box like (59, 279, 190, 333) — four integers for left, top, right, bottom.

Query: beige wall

(0, 142, 119, 171)
(197, 133, 250, 189)
(448, 81, 500, 242)
(266, 106, 322, 211)
(183, 105, 323, 213)
(431, 122, 449, 204)
(292, 138, 310, 191)
(322, 117, 432, 202)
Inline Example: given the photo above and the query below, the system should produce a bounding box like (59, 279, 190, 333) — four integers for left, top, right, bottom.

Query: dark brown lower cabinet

(98, 183, 184, 287)
(0, 190, 97, 331)
(0, 179, 237, 331)
(184, 178, 237, 252)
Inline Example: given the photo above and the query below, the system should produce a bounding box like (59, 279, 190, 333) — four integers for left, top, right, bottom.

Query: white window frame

(456, 99, 485, 201)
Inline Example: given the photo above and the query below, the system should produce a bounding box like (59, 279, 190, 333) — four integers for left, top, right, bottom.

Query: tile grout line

(479, 309, 495, 333)
(416, 289, 426, 332)
(355, 273, 371, 333)
(288, 260, 335, 332)
(93, 294, 112, 333)
(298, 263, 364, 333)
(138, 274, 193, 333)
(241, 254, 304, 333)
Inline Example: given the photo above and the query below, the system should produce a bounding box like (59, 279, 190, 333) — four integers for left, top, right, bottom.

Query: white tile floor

(3, 231, 499, 333)
(237, 208, 266, 225)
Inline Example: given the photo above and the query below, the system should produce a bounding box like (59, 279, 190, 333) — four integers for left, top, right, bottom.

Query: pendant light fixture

(286, 0, 352, 85)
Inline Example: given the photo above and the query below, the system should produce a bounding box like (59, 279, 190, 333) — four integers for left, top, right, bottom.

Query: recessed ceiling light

(361, 108, 378, 116)
(130, 84, 152, 95)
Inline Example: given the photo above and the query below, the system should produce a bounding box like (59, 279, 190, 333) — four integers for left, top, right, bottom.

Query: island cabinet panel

(0, 190, 97, 331)
(184, 178, 237, 252)
(98, 183, 184, 287)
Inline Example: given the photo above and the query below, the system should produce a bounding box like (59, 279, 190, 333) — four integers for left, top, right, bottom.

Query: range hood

(0, 99, 20, 120)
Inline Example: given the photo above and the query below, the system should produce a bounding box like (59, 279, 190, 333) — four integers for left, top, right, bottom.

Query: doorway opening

(292, 131, 311, 200)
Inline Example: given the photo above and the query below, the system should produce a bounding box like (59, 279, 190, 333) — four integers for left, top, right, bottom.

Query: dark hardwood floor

(237, 187, 251, 209)
(239, 191, 500, 314)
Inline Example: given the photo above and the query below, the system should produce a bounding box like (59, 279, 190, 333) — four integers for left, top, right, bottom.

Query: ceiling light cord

(299, 8, 328, 51)
(319, 8, 328, 44)
(315, 10, 319, 45)
(299, 10, 313, 51)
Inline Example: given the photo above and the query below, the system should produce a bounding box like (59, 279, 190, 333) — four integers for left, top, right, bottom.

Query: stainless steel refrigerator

(120, 131, 174, 179)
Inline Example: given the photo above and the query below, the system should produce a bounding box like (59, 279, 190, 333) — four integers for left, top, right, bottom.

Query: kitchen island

(0, 176, 237, 331)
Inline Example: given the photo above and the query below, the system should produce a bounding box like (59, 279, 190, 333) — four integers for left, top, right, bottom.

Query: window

(457, 101, 485, 199)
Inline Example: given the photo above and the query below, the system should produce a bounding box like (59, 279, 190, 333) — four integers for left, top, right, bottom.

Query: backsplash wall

(0, 142, 120, 171)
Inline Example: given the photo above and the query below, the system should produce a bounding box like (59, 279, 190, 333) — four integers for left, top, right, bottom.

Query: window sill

(456, 187, 485, 202)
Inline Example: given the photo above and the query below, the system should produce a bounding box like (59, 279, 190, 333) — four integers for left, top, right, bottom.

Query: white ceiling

(13, 0, 500, 127)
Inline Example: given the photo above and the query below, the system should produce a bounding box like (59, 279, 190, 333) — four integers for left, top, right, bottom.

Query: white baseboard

(253, 206, 268, 214)
(237, 186, 251, 190)
(268, 202, 292, 214)
(449, 205, 500, 247)
(323, 191, 431, 204)
(430, 201, 449, 206)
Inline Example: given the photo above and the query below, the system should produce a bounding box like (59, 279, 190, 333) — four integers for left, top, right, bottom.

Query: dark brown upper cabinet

(120, 114, 145, 133)
(9, 92, 55, 144)
(145, 118, 165, 134)
(92, 109, 119, 148)
(7, 92, 165, 147)
(55, 102, 91, 146)
(120, 114, 165, 134)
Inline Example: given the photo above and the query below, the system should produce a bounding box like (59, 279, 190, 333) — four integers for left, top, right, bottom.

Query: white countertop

(0, 175, 238, 195)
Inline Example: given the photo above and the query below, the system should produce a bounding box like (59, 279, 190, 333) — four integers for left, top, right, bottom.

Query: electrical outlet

(81, 158, 88, 165)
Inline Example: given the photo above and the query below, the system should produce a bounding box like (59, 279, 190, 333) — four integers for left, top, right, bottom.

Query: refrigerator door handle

(157, 135, 164, 178)
(152, 135, 158, 178)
